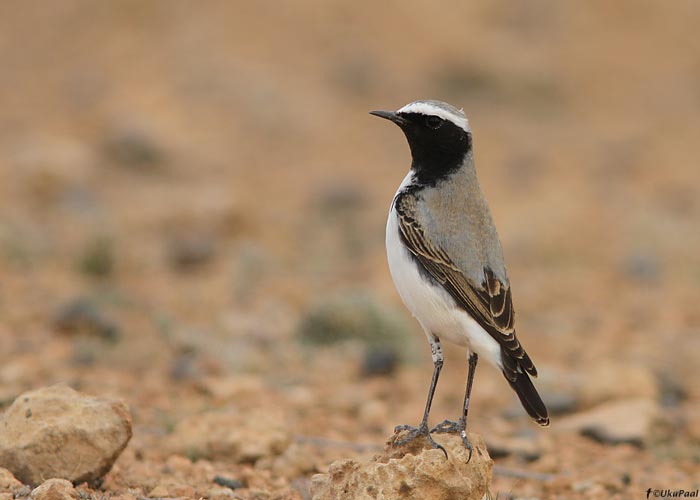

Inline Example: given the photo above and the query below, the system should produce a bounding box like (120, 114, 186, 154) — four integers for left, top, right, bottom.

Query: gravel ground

(0, 2, 699, 499)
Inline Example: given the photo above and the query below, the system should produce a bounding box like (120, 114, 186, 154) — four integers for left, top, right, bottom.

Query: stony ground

(0, 1, 699, 499)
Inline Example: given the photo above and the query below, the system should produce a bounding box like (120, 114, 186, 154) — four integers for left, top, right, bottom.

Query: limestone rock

(0, 467, 23, 491)
(0, 384, 132, 486)
(147, 485, 169, 498)
(167, 409, 291, 463)
(579, 362, 658, 407)
(30, 479, 76, 500)
(557, 398, 658, 445)
(310, 433, 492, 500)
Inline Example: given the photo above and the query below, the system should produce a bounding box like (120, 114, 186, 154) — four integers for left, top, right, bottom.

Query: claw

(430, 419, 473, 462)
(392, 424, 448, 459)
(430, 419, 461, 434)
(461, 429, 473, 463)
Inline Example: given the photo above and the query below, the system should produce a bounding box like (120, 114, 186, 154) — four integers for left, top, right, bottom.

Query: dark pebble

(52, 298, 120, 341)
(166, 234, 216, 271)
(213, 476, 245, 490)
(103, 127, 164, 169)
(362, 347, 398, 377)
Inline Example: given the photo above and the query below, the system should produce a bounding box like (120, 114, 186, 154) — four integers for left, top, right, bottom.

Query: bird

(370, 100, 549, 459)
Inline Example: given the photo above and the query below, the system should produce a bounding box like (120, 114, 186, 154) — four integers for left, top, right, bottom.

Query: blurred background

(0, 1, 698, 498)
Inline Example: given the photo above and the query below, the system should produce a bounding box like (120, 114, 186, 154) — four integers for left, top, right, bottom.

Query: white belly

(386, 204, 502, 368)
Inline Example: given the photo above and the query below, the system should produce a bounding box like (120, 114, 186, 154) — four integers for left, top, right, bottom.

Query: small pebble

(362, 347, 398, 377)
(147, 485, 169, 498)
(213, 476, 245, 490)
(30, 479, 75, 500)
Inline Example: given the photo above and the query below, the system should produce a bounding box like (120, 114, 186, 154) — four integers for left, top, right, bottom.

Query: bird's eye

(426, 116, 443, 129)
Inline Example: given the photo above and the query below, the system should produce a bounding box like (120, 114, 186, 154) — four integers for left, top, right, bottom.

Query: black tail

(503, 363, 550, 427)
(501, 349, 549, 427)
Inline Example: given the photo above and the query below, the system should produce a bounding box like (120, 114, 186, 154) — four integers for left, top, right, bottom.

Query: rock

(0, 467, 23, 491)
(291, 477, 312, 500)
(196, 375, 265, 401)
(148, 483, 195, 498)
(579, 362, 658, 407)
(30, 479, 76, 500)
(533, 362, 659, 416)
(207, 487, 237, 500)
(169, 351, 200, 381)
(147, 485, 169, 498)
(102, 126, 164, 170)
(310, 433, 492, 500)
(361, 347, 398, 377)
(166, 233, 216, 271)
(0, 384, 133, 486)
(52, 298, 120, 342)
(259, 442, 321, 479)
(539, 391, 579, 415)
(167, 409, 291, 463)
(212, 476, 245, 490)
(556, 398, 658, 446)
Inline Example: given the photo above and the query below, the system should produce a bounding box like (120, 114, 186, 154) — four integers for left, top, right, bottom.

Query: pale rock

(167, 409, 291, 463)
(535, 362, 659, 417)
(163, 455, 193, 475)
(285, 387, 315, 410)
(310, 433, 492, 500)
(579, 362, 658, 407)
(197, 375, 265, 401)
(30, 479, 76, 500)
(147, 485, 169, 498)
(207, 487, 237, 500)
(0, 384, 132, 486)
(0, 492, 13, 500)
(261, 442, 320, 478)
(0, 467, 23, 491)
(556, 398, 658, 445)
(167, 484, 195, 497)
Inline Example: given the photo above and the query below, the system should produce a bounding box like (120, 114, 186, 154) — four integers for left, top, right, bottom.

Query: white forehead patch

(397, 101, 470, 132)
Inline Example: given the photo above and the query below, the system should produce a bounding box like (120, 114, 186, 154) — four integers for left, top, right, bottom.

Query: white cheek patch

(397, 101, 470, 132)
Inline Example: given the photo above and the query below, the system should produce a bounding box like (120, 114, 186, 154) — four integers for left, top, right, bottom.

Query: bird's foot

(392, 423, 447, 458)
(430, 419, 473, 462)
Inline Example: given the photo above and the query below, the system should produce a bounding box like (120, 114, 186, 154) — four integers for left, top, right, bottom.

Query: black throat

(399, 113, 473, 187)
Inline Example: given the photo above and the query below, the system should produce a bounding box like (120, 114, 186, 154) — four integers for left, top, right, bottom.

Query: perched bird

(370, 100, 549, 459)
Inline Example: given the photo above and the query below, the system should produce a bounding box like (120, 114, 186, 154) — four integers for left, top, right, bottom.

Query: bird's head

(370, 100, 473, 184)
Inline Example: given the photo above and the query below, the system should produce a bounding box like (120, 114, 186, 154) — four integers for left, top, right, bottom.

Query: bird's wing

(394, 192, 536, 379)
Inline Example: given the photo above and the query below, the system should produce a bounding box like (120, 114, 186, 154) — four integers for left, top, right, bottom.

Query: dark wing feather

(394, 193, 536, 378)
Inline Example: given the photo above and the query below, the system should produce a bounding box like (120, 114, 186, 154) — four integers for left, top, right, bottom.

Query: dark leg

(431, 352, 479, 461)
(462, 351, 478, 425)
(393, 336, 447, 458)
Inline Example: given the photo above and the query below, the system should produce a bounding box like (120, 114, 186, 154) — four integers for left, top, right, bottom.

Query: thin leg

(393, 336, 447, 457)
(461, 352, 479, 426)
(431, 352, 479, 461)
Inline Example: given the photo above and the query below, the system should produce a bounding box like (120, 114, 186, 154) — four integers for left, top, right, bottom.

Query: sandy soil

(0, 1, 699, 499)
